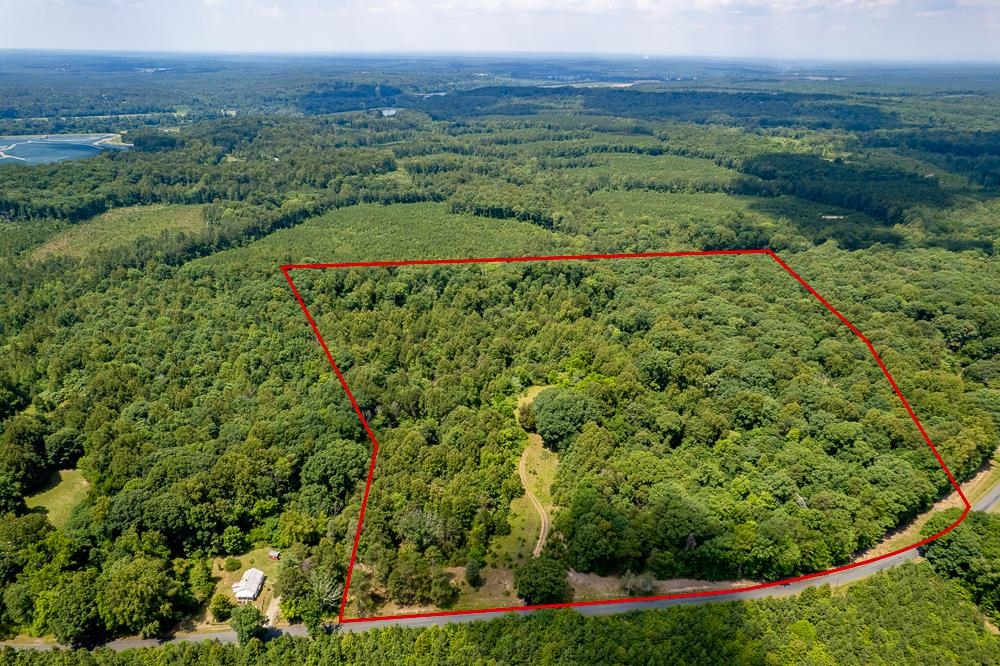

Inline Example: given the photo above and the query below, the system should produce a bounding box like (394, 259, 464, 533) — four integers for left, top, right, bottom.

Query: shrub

(465, 555, 485, 588)
(209, 594, 235, 622)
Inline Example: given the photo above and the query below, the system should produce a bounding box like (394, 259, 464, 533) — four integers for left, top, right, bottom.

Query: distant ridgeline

(407, 87, 901, 131)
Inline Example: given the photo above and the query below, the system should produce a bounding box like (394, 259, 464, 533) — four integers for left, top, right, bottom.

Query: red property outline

(281, 249, 972, 624)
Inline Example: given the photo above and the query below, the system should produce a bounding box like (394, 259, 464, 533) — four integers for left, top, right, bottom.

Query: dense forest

(921, 509, 1000, 623)
(295, 252, 994, 610)
(1, 55, 999, 655)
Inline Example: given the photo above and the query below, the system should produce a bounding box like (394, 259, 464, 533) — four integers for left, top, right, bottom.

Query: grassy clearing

(200, 202, 574, 267)
(24, 470, 89, 529)
(515, 385, 550, 419)
(487, 495, 541, 570)
(965, 446, 1000, 509)
(31, 204, 205, 260)
(567, 570, 756, 603)
(591, 189, 868, 230)
(447, 566, 518, 610)
(522, 436, 558, 510)
(199, 546, 282, 628)
(591, 152, 739, 180)
(485, 387, 559, 569)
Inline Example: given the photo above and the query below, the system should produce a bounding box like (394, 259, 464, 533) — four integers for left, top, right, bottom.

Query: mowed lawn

(31, 204, 206, 260)
(199, 547, 282, 628)
(25, 470, 89, 529)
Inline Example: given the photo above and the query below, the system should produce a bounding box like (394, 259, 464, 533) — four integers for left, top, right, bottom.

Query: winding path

(519, 434, 551, 558)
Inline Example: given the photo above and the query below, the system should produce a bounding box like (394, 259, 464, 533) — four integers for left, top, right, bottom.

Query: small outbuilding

(232, 568, 265, 603)
(268, 549, 281, 561)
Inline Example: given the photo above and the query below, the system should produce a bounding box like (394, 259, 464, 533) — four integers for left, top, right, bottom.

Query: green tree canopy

(531, 388, 600, 451)
(514, 555, 570, 605)
(41, 570, 104, 647)
(228, 604, 266, 645)
(96, 557, 180, 638)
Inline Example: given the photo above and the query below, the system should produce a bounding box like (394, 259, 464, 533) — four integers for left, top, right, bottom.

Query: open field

(581, 152, 743, 185)
(24, 470, 89, 529)
(31, 204, 205, 260)
(202, 202, 572, 267)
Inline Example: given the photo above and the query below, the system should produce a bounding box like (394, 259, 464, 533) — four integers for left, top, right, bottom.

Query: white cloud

(330, 0, 900, 14)
(256, 3, 282, 18)
(2, 0, 998, 59)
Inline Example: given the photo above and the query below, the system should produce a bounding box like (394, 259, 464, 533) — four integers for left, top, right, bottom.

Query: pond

(0, 134, 129, 165)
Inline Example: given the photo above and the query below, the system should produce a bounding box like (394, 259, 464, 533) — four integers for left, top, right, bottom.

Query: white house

(232, 568, 265, 604)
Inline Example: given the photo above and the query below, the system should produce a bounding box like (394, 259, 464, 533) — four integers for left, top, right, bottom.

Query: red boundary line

(281, 249, 971, 625)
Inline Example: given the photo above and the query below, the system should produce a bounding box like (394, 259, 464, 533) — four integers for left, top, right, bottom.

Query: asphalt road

(4, 480, 996, 651)
(345, 479, 1000, 633)
(338, 548, 919, 633)
(0, 547, 919, 651)
(973, 478, 1000, 512)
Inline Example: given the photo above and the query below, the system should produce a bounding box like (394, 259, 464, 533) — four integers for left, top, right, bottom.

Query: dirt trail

(519, 435, 551, 558)
(265, 596, 281, 626)
(515, 386, 554, 558)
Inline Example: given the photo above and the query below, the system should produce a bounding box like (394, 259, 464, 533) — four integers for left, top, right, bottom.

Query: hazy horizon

(2, 0, 998, 63)
(5, 48, 1000, 67)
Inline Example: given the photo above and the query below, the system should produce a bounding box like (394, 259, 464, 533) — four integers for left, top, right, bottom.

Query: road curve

(338, 549, 919, 633)
(341, 470, 1000, 633)
(0, 527, 950, 649)
(5, 467, 998, 651)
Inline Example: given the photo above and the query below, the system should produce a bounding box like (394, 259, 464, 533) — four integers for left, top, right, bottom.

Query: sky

(2, 0, 999, 61)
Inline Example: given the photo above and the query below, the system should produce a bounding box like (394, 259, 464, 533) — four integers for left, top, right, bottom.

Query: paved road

(973, 477, 1000, 512)
(318, 481, 997, 634)
(5, 475, 995, 651)
(338, 549, 919, 632)
(331, 478, 998, 634)
(0, 537, 948, 649)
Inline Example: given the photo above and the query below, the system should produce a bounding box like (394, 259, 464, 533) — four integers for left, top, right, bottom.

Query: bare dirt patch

(568, 570, 757, 602)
